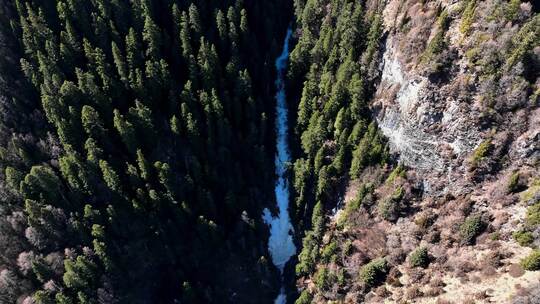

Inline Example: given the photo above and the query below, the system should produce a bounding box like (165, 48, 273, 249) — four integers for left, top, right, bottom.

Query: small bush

(421, 30, 447, 65)
(520, 250, 540, 271)
(489, 232, 500, 241)
(321, 241, 338, 263)
(5, 166, 23, 190)
(359, 258, 388, 288)
(415, 212, 435, 229)
(409, 247, 430, 268)
(386, 164, 406, 184)
(378, 198, 400, 222)
(295, 289, 313, 304)
(459, 215, 485, 245)
(378, 186, 404, 222)
(504, 0, 521, 21)
(314, 267, 335, 290)
(343, 240, 354, 255)
(337, 268, 346, 286)
(505, 18, 538, 69)
(345, 183, 373, 215)
(392, 186, 405, 201)
(513, 230, 534, 247)
(521, 179, 540, 204)
(471, 139, 492, 167)
(422, 9, 451, 68)
(437, 9, 451, 30)
(460, 0, 477, 35)
(507, 171, 521, 193)
(295, 232, 318, 276)
(526, 203, 540, 227)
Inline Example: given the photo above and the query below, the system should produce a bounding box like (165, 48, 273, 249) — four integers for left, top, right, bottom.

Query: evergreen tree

(113, 109, 137, 153)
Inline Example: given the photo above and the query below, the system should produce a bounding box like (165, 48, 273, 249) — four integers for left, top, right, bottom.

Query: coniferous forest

(1, 0, 539, 303)
(0, 0, 292, 302)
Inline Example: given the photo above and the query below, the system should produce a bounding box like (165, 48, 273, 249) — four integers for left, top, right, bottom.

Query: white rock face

(374, 37, 480, 173)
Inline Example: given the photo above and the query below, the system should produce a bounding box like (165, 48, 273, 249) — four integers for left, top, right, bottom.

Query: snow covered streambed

(262, 28, 296, 304)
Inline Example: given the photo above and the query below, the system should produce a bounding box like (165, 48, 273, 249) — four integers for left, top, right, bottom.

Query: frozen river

(262, 28, 296, 304)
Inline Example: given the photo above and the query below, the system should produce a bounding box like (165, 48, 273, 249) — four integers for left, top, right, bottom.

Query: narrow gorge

(0, 0, 538, 303)
(263, 28, 296, 304)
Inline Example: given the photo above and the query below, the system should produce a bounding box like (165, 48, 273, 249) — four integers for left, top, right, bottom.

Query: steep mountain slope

(289, 0, 539, 303)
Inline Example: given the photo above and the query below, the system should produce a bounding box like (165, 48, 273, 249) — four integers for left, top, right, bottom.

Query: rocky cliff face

(374, 0, 538, 191)
(295, 0, 539, 302)
(375, 36, 480, 174)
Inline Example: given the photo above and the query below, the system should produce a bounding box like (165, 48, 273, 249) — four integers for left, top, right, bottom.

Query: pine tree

(188, 4, 202, 37)
(113, 109, 137, 153)
(81, 105, 105, 138)
(197, 38, 219, 89)
(142, 14, 161, 59)
(20, 166, 65, 206)
(136, 149, 151, 181)
(179, 11, 192, 59)
(125, 28, 142, 73)
(99, 159, 122, 193)
(240, 9, 249, 34)
(111, 41, 128, 84)
(59, 153, 91, 194)
(216, 10, 227, 41)
(63, 255, 98, 290)
(128, 100, 155, 140)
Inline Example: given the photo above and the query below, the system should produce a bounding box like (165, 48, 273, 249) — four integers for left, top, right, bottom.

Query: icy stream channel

(262, 28, 296, 304)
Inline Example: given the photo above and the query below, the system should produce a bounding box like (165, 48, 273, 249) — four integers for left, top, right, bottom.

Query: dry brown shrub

(511, 282, 540, 303)
(470, 274, 482, 284)
(419, 269, 432, 285)
(481, 249, 504, 269)
(347, 252, 369, 271)
(399, 2, 438, 62)
(481, 265, 498, 277)
(508, 264, 525, 278)
(458, 199, 474, 217)
(438, 198, 458, 217)
(424, 286, 444, 297)
(462, 297, 476, 304)
(364, 292, 385, 304)
(387, 267, 402, 287)
(407, 268, 425, 284)
(431, 261, 451, 274)
(431, 276, 445, 287)
(424, 230, 441, 243)
(373, 285, 390, 297)
(487, 238, 502, 251)
(454, 259, 475, 278)
(514, 283, 526, 295)
(346, 211, 372, 230)
(475, 290, 489, 300)
(343, 292, 360, 304)
(405, 285, 423, 300)
(392, 288, 404, 303)
(351, 225, 388, 261)
(438, 216, 463, 245)
(386, 233, 407, 265)
(492, 210, 511, 230)
(387, 248, 406, 266)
